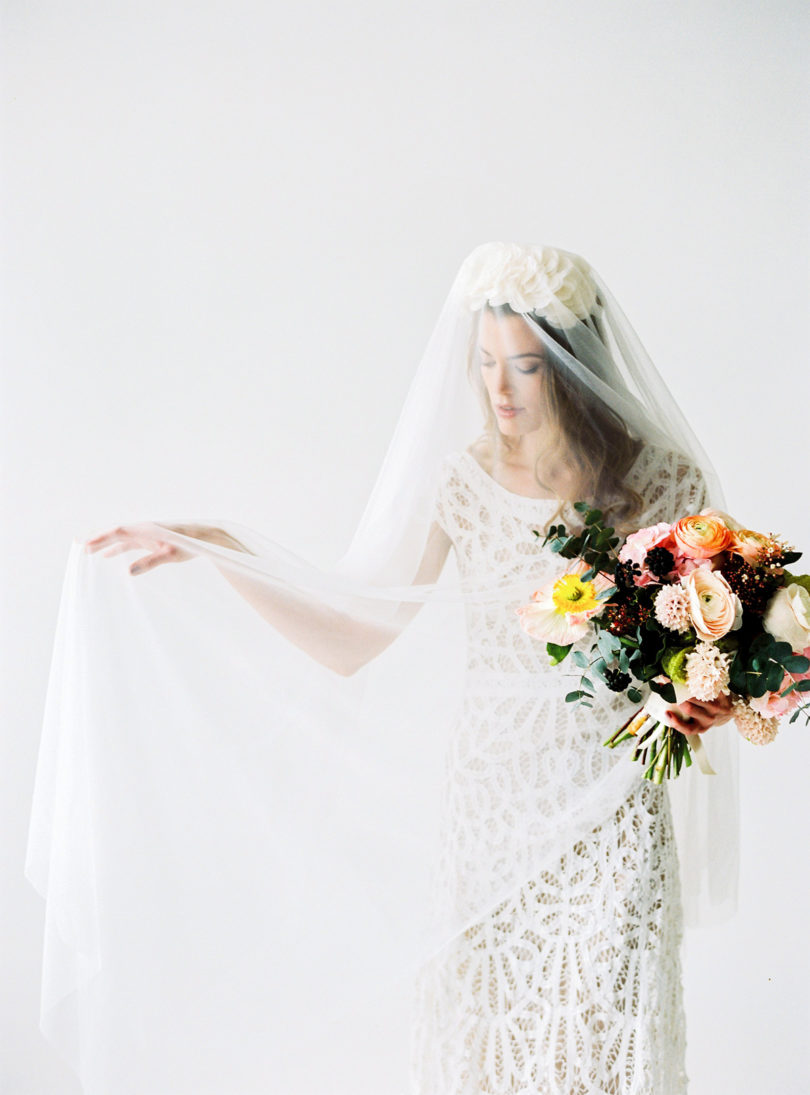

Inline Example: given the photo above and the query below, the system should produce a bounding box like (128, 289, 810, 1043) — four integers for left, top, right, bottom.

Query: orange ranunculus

(672, 515, 734, 559)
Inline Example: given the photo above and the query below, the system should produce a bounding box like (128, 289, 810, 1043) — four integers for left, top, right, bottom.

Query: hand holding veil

(26, 243, 739, 1094)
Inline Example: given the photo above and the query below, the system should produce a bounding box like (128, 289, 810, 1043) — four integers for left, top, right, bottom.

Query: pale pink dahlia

(732, 697, 779, 745)
(654, 584, 691, 632)
(685, 641, 731, 701)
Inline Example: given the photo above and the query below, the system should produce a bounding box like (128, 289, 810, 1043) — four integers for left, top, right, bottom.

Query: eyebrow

(477, 346, 545, 361)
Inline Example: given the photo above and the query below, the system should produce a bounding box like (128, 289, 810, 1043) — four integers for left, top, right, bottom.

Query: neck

(497, 429, 556, 471)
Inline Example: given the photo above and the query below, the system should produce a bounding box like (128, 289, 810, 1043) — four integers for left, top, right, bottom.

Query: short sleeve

(431, 451, 474, 543)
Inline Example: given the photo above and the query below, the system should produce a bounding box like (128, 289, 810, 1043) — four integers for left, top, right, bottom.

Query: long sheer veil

(25, 242, 739, 1093)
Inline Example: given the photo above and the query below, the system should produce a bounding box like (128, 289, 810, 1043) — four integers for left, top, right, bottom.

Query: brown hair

(467, 303, 644, 533)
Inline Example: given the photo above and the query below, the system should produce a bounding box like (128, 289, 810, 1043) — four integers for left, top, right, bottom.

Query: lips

(496, 404, 523, 417)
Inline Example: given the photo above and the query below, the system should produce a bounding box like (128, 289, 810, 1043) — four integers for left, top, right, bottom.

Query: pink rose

(618, 522, 674, 586)
(672, 553, 706, 579)
(682, 567, 743, 641)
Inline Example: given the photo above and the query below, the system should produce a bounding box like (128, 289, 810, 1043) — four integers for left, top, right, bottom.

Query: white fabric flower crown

(455, 241, 599, 330)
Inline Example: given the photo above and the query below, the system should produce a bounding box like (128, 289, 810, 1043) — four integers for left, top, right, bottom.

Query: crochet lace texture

(409, 446, 708, 1095)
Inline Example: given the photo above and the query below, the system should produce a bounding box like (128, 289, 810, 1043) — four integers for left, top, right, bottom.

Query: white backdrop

(2, 1, 808, 1092)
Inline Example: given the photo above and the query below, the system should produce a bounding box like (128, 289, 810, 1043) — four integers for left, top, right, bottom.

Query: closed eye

(479, 358, 544, 375)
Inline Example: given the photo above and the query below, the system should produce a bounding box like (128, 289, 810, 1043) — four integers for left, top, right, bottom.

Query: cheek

(521, 378, 547, 413)
(480, 369, 497, 397)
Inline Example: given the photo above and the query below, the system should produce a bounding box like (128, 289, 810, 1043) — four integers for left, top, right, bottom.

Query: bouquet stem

(605, 709, 693, 783)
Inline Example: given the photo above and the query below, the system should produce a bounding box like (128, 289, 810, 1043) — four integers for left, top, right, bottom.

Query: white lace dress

(409, 447, 708, 1095)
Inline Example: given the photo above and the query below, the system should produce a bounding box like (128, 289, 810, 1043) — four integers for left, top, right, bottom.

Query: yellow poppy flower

(551, 574, 600, 615)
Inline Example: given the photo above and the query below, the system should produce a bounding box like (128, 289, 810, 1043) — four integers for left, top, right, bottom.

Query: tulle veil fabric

(25, 243, 739, 1093)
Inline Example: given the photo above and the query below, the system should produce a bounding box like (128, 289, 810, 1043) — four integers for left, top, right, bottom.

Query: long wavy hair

(467, 302, 644, 533)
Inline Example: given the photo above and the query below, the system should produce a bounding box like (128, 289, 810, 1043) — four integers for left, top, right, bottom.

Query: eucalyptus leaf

(783, 654, 810, 674)
(765, 660, 785, 692)
(591, 658, 608, 683)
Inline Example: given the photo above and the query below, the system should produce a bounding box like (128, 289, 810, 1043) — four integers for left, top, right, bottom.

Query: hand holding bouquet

(517, 504, 810, 782)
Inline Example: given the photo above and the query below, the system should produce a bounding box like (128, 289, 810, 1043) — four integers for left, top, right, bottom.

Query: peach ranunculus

(682, 567, 743, 641)
(731, 528, 778, 565)
(617, 522, 673, 586)
(672, 514, 735, 560)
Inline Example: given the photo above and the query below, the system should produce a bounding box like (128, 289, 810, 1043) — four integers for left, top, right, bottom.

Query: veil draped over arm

(25, 243, 738, 1093)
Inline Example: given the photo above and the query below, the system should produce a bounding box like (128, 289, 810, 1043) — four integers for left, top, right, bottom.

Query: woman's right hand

(84, 524, 197, 577)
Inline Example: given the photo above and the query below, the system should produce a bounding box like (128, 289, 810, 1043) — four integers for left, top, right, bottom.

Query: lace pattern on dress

(409, 444, 706, 1095)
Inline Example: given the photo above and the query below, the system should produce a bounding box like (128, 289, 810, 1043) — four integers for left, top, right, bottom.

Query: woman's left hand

(665, 692, 734, 735)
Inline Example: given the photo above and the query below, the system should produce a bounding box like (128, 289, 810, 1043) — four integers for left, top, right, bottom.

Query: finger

(103, 542, 140, 558)
(681, 701, 715, 730)
(130, 545, 174, 575)
(85, 527, 130, 552)
(666, 708, 709, 735)
(686, 697, 724, 715)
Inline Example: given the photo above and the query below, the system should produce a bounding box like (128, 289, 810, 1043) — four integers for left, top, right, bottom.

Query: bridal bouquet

(517, 504, 810, 782)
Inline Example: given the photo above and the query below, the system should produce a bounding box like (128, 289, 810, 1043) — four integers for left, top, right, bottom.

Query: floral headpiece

(455, 241, 599, 330)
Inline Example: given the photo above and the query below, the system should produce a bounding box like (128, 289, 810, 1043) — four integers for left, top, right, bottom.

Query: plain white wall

(2, 1, 808, 1092)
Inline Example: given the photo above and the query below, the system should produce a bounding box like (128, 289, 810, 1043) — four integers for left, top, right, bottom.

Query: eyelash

(480, 360, 541, 375)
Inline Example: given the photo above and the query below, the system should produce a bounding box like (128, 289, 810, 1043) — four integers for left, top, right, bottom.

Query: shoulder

(465, 435, 493, 473)
(626, 442, 710, 523)
(432, 446, 486, 537)
(435, 437, 488, 487)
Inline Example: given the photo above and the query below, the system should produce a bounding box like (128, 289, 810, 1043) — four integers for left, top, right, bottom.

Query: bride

(30, 242, 739, 1094)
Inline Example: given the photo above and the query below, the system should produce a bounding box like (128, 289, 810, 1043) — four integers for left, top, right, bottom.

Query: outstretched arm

(85, 519, 452, 677)
(209, 520, 452, 675)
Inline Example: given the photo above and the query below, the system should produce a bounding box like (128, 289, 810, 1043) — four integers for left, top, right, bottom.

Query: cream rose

(682, 567, 743, 641)
(455, 241, 598, 329)
(763, 584, 810, 652)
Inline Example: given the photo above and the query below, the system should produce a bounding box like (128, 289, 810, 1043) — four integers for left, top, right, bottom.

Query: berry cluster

(614, 559, 641, 591)
(644, 546, 675, 579)
(724, 553, 781, 614)
(603, 598, 650, 636)
(604, 667, 632, 692)
(756, 537, 794, 569)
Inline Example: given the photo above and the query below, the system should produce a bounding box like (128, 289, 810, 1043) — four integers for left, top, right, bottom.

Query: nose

(493, 361, 513, 396)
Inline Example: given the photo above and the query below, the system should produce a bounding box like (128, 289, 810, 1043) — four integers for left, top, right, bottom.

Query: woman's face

(476, 309, 550, 438)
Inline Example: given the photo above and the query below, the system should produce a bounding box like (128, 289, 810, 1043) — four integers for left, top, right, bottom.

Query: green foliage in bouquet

(527, 502, 810, 781)
(534, 502, 682, 709)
